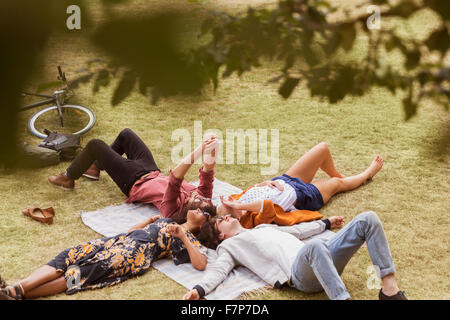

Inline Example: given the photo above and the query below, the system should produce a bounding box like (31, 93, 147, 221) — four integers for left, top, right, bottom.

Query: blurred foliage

(1, 0, 449, 166)
(191, 0, 449, 119)
(0, 0, 92, 167)
(73, 0, 450, 116)
(90, 10, 209, 105)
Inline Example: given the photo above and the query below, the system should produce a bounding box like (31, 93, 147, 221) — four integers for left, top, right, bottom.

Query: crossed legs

(50, 128, 160, 195)
(285, 142, 384, 203)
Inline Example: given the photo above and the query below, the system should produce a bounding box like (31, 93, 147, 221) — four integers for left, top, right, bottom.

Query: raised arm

(167, 225, 207, 270)
(196, 137, 218, 198)
(160, 136, 218, 216)
(172, 135, 218, 181)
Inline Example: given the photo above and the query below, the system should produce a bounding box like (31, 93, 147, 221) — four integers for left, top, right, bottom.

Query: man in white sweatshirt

(182, 208, 407, 300)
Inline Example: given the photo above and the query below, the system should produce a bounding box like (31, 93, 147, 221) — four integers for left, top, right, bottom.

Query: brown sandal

(0, 283, 25, 300)
(22, 207, 55, 225)
(0, 275, 7, 289)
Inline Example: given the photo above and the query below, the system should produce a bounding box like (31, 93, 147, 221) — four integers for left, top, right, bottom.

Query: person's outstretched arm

(196, 136, 218, 198)
(167, 225, 207, 270)
(127, 215, 162, 233)
(183, 250, 236, 300)
(172, 135, 218, 181)
(160, 136, 218, 216)
(277, 219, 328, 239)
(220, 197, 277, 224)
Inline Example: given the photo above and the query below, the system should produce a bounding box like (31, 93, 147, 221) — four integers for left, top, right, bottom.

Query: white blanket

(80, 178, 335, 299)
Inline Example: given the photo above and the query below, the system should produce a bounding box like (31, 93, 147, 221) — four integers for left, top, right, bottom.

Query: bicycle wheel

(28, 104, 96, 139)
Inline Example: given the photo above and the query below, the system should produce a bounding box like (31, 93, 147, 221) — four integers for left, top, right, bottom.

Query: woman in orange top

(218, 142, 383, 228)
(220, 196, 324, 228)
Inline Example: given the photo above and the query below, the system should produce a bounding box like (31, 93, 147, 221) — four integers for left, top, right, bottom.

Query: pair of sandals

(22, 207, 55, 225)
(0, 276, 24, 300)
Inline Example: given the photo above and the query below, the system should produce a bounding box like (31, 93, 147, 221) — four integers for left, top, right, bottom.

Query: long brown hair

(172, 201, 217, 224)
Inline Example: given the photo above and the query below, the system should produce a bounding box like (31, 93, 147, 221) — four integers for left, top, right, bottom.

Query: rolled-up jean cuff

(379, 266, 396, 279)
(335, 291, 351, 300)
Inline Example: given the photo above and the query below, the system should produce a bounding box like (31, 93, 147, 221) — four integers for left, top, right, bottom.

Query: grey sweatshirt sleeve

(274, 220, 327, 240)
(193, 249, 236, 298)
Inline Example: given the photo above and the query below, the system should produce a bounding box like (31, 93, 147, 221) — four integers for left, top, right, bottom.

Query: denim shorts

(272, 174, 324, 211)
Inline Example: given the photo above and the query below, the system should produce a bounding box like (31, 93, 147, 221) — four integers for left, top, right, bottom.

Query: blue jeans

(290, 211, 396, 300)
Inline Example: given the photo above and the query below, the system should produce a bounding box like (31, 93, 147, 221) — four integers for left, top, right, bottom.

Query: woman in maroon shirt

(48, 128, 218, 223)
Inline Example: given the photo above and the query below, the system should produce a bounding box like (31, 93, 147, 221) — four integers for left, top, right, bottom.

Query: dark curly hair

(193, 216, 222, 250)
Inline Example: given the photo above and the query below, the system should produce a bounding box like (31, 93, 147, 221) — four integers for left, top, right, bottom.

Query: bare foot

(329, 216, 344, 229)
(366, 155, 384, 180)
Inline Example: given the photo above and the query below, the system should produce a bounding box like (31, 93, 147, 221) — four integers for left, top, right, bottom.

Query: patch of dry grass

(0, 0, 448, 300)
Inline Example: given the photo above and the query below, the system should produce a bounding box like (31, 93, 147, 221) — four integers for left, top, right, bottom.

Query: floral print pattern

(47, 218, 205, 295)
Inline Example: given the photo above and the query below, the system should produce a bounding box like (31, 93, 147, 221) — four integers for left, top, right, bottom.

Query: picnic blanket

(80, 178, 335, 300)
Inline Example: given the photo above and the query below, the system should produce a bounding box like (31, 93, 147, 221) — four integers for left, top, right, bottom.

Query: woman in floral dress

(0, 208, 218, 300)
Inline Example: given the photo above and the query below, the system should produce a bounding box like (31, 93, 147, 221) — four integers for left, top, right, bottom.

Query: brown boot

(82, 163, 100, 180)
(48, 172, 75, 190)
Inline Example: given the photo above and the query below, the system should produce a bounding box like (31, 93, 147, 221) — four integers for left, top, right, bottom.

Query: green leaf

(92, 11, 208, 99)
(138, 75, 155, 96)
(405, 50, 421, 70)
(93, 69, 110, 93)
(417, 71, 430, 86)
(388, 1, 420, 18)
(424, 0, 450, 20)
(339, 23, 357, 52)
(201, 17, 214, 36)
(283, 54, 296, 72)
(150, 87, 161, 105)
(322, 32, 340, 55)
(403, 92, 417, 120)
(425, 27, 450, 55)
(278, 77, 300, 99)
(328, 66, 356, 103)
(385, 35, 407, 53)
(222, 66, 234, 78)
(69, 73, 94, 90)
(112, 70, 136, 106)
(36, 81, 61, 93)
(87, 58, 105, 68)
(101, 0, 129, 5)
(268, 74, 284, 83)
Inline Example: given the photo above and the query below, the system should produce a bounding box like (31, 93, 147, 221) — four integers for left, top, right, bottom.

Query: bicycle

(20, 66, 96, 139)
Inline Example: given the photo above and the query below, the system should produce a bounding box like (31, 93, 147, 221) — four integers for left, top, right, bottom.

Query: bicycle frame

(20, 92, 55, 111)
(20, 65, 71, 112)
(20, 66, 96, 138)
(20, 66, 72, 129)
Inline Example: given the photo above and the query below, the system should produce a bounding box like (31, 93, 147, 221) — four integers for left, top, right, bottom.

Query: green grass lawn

(0, 0, 448, 300)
